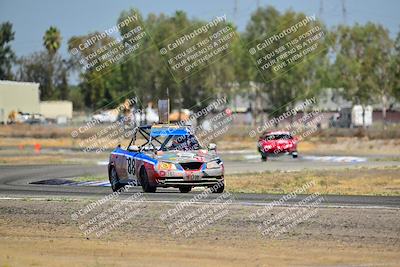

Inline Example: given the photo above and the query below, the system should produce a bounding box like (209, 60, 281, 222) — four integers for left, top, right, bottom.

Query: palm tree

(42, 26, 61, 99)
(43, 26, 61, 55)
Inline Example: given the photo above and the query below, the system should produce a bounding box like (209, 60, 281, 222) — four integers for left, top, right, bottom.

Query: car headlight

(158, 162, 177, 170)
(206, 160, 221, 169)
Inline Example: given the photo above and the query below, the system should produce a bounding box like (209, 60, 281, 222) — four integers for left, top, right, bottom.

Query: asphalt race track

(0, 159, 399, 209)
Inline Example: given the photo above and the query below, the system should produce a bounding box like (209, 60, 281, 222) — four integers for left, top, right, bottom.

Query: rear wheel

(109, 166, 121, 192)
(179, 186, 192, 193)
(140, 167, 157, 193)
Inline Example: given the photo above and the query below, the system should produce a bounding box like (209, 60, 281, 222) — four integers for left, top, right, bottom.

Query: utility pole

(341, 0, 347, 24)
(319, 0, 323, 19)
(233, 0, 238, 22)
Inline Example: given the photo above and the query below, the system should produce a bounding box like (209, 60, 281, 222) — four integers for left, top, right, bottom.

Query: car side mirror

(128, 145, 139, 152)
(208, 143, 217, 151)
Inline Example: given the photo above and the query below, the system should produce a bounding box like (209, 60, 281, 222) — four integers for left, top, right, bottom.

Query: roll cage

(126, 125, 200, 152)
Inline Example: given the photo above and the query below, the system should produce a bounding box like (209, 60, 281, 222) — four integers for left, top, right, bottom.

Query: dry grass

(0, 155, 69, 165)
(217, 137, 400, 155)
(0, 137, 131, 150)
(299, 137, 400, 156)
(1, 124, 400, 155)
(215, 125, 400, 155)
(0, 124, 76, 138)
(0, 137, 76, 148)
(226, 166, 400, 196)
(220, 124, 400, 140)
(0, 150, 109, 165)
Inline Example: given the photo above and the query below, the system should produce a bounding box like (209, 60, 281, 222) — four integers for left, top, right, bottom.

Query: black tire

(211, 181, 225, 193)
(140, 167, 157, 193)
(261, 152, 268, 162)
(179, 186, 192, 193)
(109, 166, 121, 192)
(292, 152, 298, 158)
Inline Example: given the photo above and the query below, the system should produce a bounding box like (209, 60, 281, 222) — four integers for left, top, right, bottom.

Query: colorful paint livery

(108, 125, 224, 193)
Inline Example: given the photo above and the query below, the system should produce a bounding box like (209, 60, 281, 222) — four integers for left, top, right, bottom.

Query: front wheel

(210, 181, 225, 193)
(140, 168, 157, 193)
(179, 186, 192, 193)
(261, 152, 268, 161)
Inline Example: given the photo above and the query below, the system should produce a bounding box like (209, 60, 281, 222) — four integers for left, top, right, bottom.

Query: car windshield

(162, 134, 201, 151)
(136, 126, 201, 151)
(265, 134, 292, 140)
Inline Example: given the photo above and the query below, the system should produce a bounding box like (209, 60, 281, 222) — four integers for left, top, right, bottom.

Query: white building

(0, 80, 40, 124)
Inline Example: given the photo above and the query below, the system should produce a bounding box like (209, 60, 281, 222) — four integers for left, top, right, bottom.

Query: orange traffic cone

(34, 143, 41, 154)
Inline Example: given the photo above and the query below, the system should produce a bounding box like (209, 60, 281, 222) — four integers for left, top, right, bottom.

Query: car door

(118, 154, 130, 182)
(114, 150, 139, 184)
(124, 154, 136, 181)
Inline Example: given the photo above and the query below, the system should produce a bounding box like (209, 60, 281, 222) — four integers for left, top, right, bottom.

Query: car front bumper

(156, 176, 224, 187)
(260, 147, 297, 154)
(149, 164, 224, 187)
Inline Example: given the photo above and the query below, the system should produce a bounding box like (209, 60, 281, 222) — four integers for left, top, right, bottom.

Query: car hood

(155, 150, 219, 163)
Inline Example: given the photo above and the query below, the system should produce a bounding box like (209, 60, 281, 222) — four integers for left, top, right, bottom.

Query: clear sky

(1, 0, 399, 59)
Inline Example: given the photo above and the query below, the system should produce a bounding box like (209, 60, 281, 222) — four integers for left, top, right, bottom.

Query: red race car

(257, 131, 298, 161)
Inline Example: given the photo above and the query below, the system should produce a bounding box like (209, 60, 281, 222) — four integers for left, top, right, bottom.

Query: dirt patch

(0, 199, 399, 266)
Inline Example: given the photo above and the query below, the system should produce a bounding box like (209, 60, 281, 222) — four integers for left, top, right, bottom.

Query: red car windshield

(264, 134, 293, 141)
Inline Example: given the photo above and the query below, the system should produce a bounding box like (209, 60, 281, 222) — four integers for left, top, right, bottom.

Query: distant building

(0, 80, 40, 124)
(40, 101, 73, 120)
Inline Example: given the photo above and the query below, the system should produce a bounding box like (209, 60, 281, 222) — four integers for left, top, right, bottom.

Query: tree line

(0, 6, 399, 121)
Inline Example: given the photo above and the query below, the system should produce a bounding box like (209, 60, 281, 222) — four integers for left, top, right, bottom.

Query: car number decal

(126, 157, 135, 176)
